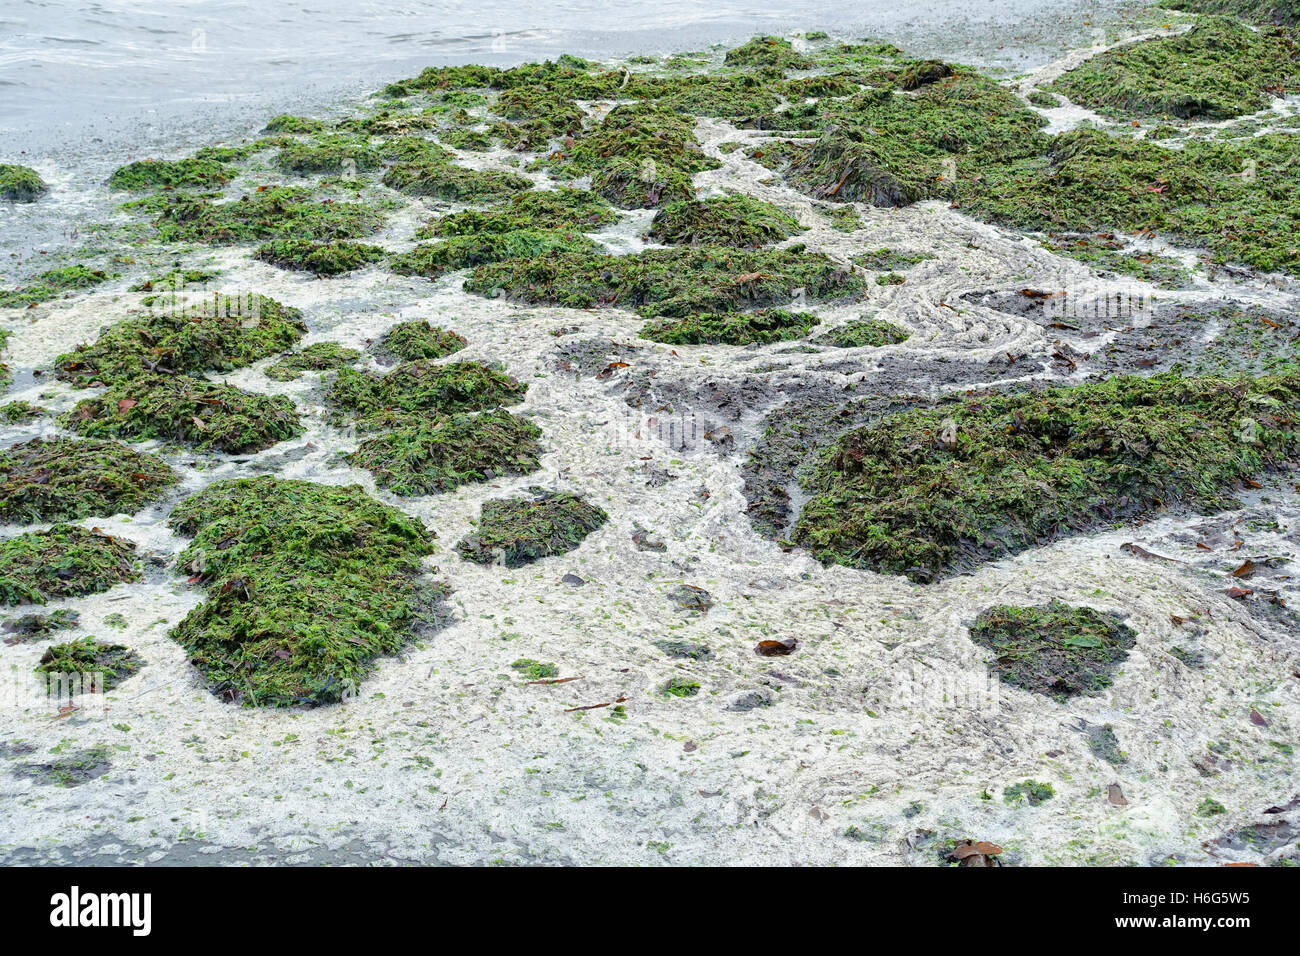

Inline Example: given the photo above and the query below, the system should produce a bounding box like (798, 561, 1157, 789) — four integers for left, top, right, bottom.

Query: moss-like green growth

(264, 342, 361, 381)
(822, 205, 864, 232)
(456, 490, 607, 566)
(639, 309, 818, 345)
(421, 188, 618, 236)
(36, 637, 144, 692)
(56, 295, 306, 386)
(853, 248, 935, 271)
(663, 676, 701, 697)
(645, 194, 804, 246)
(724, 36, 812, 70)
(1004, 779, 1055, 806)
(1162, 0, 1298, 26)
(511, 658, 559, 680)
(0, 437, 176, 523)
(382, 160, 532, 201)
(1088, 724, 1127, 765)
(1197, 796, 1228, 816)
(129, 267, 220, 294)
(960, 128, 1300, 275)
(108, 157, 235, 191)
(167, 476, 446, 707)
(899, 59, 956, 90)
(465, 246, 865, 317)
(3, 608, 79, 640)
(970, 601, 1136, 699)
(1041, 233, 1190, 287)
(794, 372, 1300, 581)
(0, 163, 48, 202)
(766, 73, 1046, 207)
(328, 360, 526, 421)
(14, 746, 112, 787)
(546, 102, 719, 209)
(390, 230, 601, 280)
(274, 135, 380, 175)
(0, 400, 45, 423)
(254, 239, 385, 276)
(441, 127, 494, 151)
(263, 114, 326, 134)
(0, 265, 111, 309)
(377, 321, 467, 362)
(348, 409, 543, 496)
(145, 187, 385, 244)
(62, 375, 302, 454)
(1048, 18, 1298, 121)
(1027, 90, 1059, 108)
(0, 525, 139, 606)
(813, 318, 910, 348)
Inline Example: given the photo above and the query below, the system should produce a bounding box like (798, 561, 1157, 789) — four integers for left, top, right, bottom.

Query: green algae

(274, 135, 381, 175)
(1162, 0, 1299, 26)
(440, 127, 494, 151)
(793, 372, 1300, 582)
(0, 265, 111, 309)
(56, 295, 306, 386)
(382, 160, 532, 202)
(1048, 17, 1299, 121)
(377, 321, 467, 362)
(724, 36, 812, 70)
(971, 601, 1136, 700)
(0, 525, 139, 606)
(1040, 233, 1191, 287)
(167, 476, 446, 707)
(0, 437, 176, 523)
(390, 229, 601, 280)
(464, 245, 866, 318)
(62, 374, 302, 454)
(14, 746, 112, 787)
(639, 309, 819, 345)
(1087, 724, 1127, 765)
(961, 128, 1300, 275)
(645, 194, 804, 247)
(144, 187, 385, 244)
(254, 239, 386, 276)
(0, 164, 48, 202)
(852, 248, 936, 271)
(0, 400, 46, 423)
(663, 676, 701, 698)
(511, 658, 559, 680)
(264, 342, 361, 381)
(813, 318, 910, 348)
(263, 114, 327, 134)
(36, 637, 144, 692)
(420, 188, 617, 236)
(349, 409, 543, 496)
(129, 267, 220, 294)
(108, 157, 235, 191)
(456, 490, 607, 567)
(328, 360, 526, 422)
(3, 608, 79, 640)
(1004, 779, 1056, 806)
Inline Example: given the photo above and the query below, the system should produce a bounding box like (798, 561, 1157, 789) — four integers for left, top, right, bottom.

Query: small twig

(528, 676, 582, 686)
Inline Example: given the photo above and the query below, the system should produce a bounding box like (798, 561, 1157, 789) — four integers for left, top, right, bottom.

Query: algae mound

(970, 601, 1137, 699)
(167, 476, 447, 707)
(37, 637, 144, 693)
(254, 239, 385, 277)
(265, 342, 361, 381)
(645, 194, 804, 247)
(0, 525, 139, 606)
(377, 321, 467, 362)
(793, 372, 1300, 581)
(0, 437, 176, 523)
(0, 164, 48, 202)
(457, 490, 608, 567)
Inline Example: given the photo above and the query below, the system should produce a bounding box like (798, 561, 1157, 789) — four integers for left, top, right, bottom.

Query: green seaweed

(0, 525, 139, 606)
(274, 135, 381, 175)
(108, 157, 235, 191)
(420, 188, 617, 236)
(254, 239, 386, 276)
(812, 318, 910, 348)
(645, 194, 804, 246)
(0, 164, 48, 202)
(0, 400, 46, 423)
(724, 36, 812, 70)
(377, 321, 467, 362)
(456, 490, 607, 566)
(0, 265, 111, 309)
(639, 309, 819, 345)
(144, 187, 385, 244)
(328, 360, 526, 422)
(264, 342, 361, 381)
(0, 437, 176, 523)
(511, 658, 559, 680)
(382, 160, 532, 201)
(390, 230, 601, 279)
(167, 476, 446, 707)
(1004, 779, 1056, 806)
(36, 637, 144, 692)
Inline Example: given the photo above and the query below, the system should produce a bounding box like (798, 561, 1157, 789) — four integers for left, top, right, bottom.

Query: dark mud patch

(13, 746, 112, 788)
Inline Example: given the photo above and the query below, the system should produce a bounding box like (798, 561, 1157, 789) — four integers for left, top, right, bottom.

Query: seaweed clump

(724, 36, 812, 70)
(421, 188, 618, 236)
(145, 187, 385, 243)
(456, 490, 607, 566)
(0, 437, 176, 523)
(390, 230, 601, 279)
(108, 157, 235, 191)
(970, 601, 1137, 699)
(0, 265, 110, 309)
(0, 525, 139, 606)
(166, 476, 447, 707)
(464, 245, 865, 317)
(793, 372, 1300, 581)
(0, 164, 48, 202)
(36, 637, 144, 692)
(645, 194, 804, 247)
(254, 239, 386, 276)
(377, 321, 467, 362)
(639, 309, 819, 345)
(264, 342, 361, 381)
(813, 318, 910, 348)
(1047, 17, 1299, 121)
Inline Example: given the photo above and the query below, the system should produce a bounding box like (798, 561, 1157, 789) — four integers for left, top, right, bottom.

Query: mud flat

(1, 2, 1298, 866)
